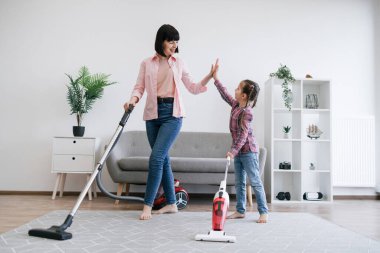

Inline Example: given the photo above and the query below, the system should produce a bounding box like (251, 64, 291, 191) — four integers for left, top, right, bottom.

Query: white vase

(284, 133, 289, 139)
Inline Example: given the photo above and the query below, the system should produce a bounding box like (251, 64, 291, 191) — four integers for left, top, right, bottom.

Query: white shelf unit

(265, 78, 332, 203)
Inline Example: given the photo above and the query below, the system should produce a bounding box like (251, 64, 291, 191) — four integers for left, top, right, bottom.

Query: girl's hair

(155, 24, 180, 57)
(241, 79, 260, 108)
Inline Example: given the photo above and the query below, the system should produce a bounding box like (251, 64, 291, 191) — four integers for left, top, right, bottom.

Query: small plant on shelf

(283, 125, 291, 139)
(270, 64, 296, 111)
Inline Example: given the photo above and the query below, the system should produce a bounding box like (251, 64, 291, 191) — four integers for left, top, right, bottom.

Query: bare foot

(139, 204, 152, 220)
(257, 213, 268, 223)
(227, 211, 245, 219)
(152, 204, 178, 214)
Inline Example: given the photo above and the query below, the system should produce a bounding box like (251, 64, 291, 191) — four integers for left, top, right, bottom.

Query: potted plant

(66, 66, 116, 137)
(270, 64, 296, 111)
(283, 125, 291, 139)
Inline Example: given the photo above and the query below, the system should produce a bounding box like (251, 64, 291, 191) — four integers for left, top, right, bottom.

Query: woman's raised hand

(212, 58, 219, 81)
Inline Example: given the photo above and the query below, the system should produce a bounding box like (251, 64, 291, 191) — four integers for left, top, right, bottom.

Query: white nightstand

(51, 137, 98, 200)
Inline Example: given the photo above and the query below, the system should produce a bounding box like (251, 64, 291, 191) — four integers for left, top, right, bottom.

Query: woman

(124, 24, 214, 220)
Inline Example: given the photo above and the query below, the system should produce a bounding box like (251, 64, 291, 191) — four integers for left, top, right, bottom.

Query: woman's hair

(155, 24, 180, 57)
(241, 79, 260, 108)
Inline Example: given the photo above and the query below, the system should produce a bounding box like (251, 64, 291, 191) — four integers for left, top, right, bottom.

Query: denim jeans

(144, 103, 182, 206)
(234, 152, 268, 215)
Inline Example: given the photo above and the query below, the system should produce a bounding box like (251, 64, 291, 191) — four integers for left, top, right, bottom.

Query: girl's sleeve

(230, 110, 252, 156)
(214, 80, 236, 107)
(181, 60, 208, 94)
(130, 61, 146, 100)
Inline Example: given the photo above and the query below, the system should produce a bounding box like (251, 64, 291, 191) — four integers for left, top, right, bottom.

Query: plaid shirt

(214, 80, 258, 156)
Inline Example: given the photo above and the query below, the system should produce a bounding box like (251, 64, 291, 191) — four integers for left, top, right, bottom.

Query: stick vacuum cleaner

(28, 105, 144, 240)
(195, 157, 236, 243)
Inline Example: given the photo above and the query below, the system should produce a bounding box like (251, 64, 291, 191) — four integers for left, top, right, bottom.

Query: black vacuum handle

(120, 104, 134, 126)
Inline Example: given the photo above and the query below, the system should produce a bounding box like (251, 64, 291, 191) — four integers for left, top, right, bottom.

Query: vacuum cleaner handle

(29, 95, 141, 241)
(223, 156, 231, 182)
(120, 104, 134, 126)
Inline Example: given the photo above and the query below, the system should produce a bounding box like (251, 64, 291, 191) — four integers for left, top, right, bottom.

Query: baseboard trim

(333, 195, 380, 200)
(0, 191, 379, 200)
(0, 191, 142, 197)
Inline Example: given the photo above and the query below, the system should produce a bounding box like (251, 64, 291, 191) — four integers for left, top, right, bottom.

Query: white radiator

(333, 117, 375, 187)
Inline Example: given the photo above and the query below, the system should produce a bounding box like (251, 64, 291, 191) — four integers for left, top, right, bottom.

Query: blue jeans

(234, 152, 268, 215)
(144, 103, 182, 206)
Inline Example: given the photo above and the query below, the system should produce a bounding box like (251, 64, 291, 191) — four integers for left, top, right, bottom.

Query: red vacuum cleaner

(195, 157, 236, 243)
(153, 179, 189, 210)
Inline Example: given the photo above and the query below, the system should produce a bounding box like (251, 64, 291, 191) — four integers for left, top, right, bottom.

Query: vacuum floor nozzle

(28, 226, 72, 240)
(195, 230, 236, 243)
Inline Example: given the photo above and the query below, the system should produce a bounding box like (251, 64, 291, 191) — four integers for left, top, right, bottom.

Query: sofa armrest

(259, 147, 267, 181)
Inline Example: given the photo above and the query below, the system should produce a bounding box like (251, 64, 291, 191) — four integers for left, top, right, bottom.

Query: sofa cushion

(118, 157, 235, 173)
(170, 132, 232, 158)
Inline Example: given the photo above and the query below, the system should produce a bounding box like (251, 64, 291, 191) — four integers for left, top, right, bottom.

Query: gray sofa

(106, 131, 266, 205)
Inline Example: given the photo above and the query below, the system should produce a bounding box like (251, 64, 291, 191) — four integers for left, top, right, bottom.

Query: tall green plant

(269, 64, 296, 110)
(66, 66, 116, 126)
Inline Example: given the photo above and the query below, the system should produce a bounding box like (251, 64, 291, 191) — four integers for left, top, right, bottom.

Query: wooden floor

(0, 194, 379, 241)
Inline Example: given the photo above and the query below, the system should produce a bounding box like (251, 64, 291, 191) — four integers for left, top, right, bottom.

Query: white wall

(0, 0, 377, 194)
(376, 0, 380, 193)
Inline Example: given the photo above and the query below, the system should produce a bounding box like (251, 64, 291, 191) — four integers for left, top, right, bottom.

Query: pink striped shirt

(214, 80, 258, 156)
(131, 54, 208, 121)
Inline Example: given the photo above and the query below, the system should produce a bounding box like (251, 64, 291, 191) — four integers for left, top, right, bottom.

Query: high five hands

(208, 58, 219, 81)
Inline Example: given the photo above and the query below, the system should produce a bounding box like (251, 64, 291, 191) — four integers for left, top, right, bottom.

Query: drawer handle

(73, 140, 76, 144)
(72, 157, 76, 160)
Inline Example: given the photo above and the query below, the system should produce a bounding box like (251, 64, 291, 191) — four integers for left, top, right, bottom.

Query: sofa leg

(114, 183, 131, 205)
(125, 183, 130, 195)
(247, 184, 253, 207)
(115, 183, 124, 205)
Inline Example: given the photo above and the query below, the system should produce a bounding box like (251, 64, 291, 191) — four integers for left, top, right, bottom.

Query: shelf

(303, 80, 330, 109)
(302, 111, 330, 140)
(271, 200, 302, 204)
(274, 170, 301, 173)
(274, 108, 302, 112)
(273, 110, 301, 139)
(273, 142, 301, 172)
(274, 138, 302, 142)
(301, 79, 330, 84)
(272, 80, 302, 109)
(302, 141, 330, 172)
(302, 172, 332, 201)
(266, 78, 332, 203)
(275, 109, 335, 114)
(301, 200, 332, 203)
(305, 170, 330, 173)
(302, 139, 330, 142)
(302, 109, 330, 113)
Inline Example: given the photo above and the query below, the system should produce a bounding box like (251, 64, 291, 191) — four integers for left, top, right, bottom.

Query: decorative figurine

(306, 124, 323, 139)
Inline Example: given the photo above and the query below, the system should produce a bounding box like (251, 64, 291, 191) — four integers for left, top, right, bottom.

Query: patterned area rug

(1, 210, 379, 253)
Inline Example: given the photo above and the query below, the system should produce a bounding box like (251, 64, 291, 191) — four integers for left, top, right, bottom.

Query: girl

(211, 60, 269, 223)
(124, 24, 214, 220)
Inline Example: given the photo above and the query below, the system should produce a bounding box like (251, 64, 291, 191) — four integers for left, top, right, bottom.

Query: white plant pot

(284, 133, 289, 139)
